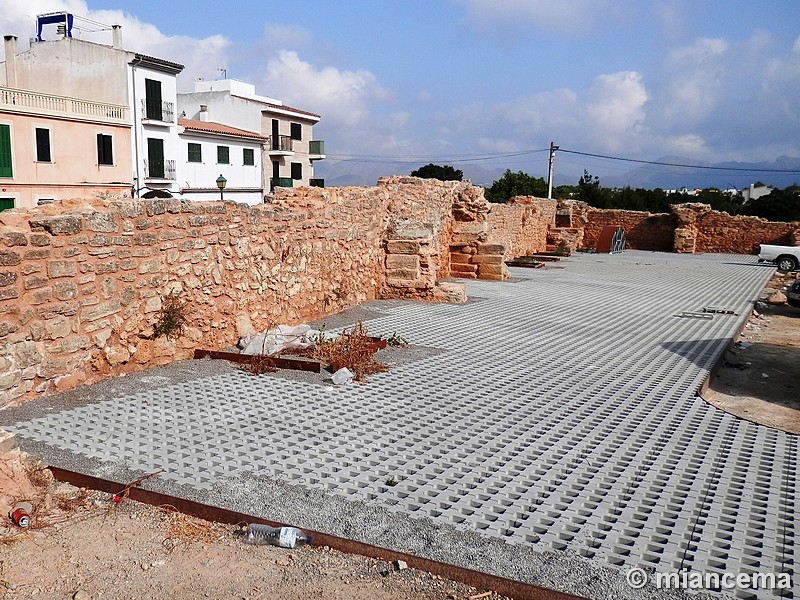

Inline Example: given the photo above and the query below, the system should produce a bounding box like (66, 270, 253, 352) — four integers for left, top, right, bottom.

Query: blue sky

(2, 0, 799, 186)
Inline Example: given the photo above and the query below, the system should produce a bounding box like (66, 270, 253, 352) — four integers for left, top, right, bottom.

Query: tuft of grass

(152, 291, 189, 340)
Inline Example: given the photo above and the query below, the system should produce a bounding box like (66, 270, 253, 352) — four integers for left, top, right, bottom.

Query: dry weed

(293, 321, 387, 382)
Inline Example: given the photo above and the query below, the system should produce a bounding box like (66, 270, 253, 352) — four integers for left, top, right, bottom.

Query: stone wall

(486, 197, 557, 259)
(582, 209, 675, 252)
(581, 203, 799, 254)
(2, 177, 549, 407)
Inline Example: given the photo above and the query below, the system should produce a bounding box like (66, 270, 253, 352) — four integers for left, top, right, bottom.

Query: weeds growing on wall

(152, 291, 189, 341)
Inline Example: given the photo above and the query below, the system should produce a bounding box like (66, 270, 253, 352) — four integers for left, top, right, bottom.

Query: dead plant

(152, 291, 189, 340)
(293, 321, 387, 382)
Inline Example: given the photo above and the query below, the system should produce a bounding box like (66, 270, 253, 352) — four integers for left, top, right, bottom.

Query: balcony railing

(0, 86, 128, 124)
(270, 177, 294, 190)
(268, 135, 294, 153)
(309, 140, 325, 157)
(144, 158, 176, 180)
(141, 98, 174, 123)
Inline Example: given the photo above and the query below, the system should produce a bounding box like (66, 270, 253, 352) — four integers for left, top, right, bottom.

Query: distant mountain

(602, 155, 800, 191)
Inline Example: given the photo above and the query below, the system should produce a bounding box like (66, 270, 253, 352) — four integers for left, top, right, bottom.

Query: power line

(325, 148, 549, 165)
(558, 148, 800, 173)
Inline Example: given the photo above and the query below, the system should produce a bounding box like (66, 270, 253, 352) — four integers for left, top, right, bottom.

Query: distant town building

(741, 183, 774, 203)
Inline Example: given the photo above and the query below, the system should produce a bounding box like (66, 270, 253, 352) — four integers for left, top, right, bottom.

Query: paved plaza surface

(4, 251, 797, 599)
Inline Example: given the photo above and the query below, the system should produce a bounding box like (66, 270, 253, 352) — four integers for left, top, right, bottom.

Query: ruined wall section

(0, 189, 390, 406)
(486, 197, 557, 259)
(582, 209, 675, 252)
(691, 210, 800, 254)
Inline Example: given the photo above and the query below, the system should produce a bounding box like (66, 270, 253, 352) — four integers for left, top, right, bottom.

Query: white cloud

(258, 50, 388, 128)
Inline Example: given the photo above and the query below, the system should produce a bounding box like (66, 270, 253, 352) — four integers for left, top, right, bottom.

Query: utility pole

(547, 141, 559, 199)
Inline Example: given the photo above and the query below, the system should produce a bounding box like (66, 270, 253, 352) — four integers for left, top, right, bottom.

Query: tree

(575, 170, 611, 208)
(738, 186, 800, 221)
(484, 170, 547, 203)
(410, 163, 463, 181)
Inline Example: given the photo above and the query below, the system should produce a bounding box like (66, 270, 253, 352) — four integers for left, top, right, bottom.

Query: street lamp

(216, 174, 227, 201)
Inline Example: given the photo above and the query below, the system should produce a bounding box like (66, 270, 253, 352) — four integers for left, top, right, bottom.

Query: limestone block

(104, 344, 130, 366)
(29, 215, 82, 235)
(471, 254, 504, 265)
(386, 268, 420, 281)
(451, 232, 486, 244)
(450, 252, 471, 264)
(386, 254, 419, 270)
(46, 260, 77, 279)
(477, 243, 506, 255)
(0, 250, 21, 266)
(86, 212, 118, 233)
(386, 240, 420, 254)
(450, 262, 479, 275)
(0, 272, 17, 287)
(433, 282, 467, 303)
(53, 281, 78, 301)
(477, 263, 507, 277)
(81, 300, 121, 322)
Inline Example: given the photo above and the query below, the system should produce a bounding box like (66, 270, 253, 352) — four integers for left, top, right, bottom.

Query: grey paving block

(6, 251, 797, 600)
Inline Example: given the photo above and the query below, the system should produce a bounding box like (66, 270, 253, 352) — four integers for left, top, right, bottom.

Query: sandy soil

(702, 271, 800, 434)
(0, 450, 487, 600)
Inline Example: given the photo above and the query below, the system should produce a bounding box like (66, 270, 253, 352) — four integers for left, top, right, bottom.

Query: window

(290, 122, 302, 141)
(188, 143, 202, 163)
(243, 148, 254, 166)
(35, 127, 51, 162)
(0, 198, 14, 212)
(217, 145, 229, 164)
(97, 134, 113, 165)
(0, 125, 11, 178)
(147, 137, 165, 178)
(144, 78, 162, 120)
(291, 162, 302, 180)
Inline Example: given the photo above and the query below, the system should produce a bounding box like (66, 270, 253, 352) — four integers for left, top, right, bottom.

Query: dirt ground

(0, 450, 489, 600)
(702, 271, 800, 434)
(0, 272, 797, 600)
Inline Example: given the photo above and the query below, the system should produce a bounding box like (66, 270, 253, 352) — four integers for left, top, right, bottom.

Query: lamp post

(216, 174, 227, 201)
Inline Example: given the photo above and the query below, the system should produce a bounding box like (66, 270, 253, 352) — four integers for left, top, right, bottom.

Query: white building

(177, 79, 325, 190)
(177, 117, 267, 205)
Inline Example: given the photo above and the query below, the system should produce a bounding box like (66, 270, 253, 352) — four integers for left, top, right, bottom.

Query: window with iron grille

(35, 127, 51, 162)
(97, 134, 113, 165)
(217, 145, 229, 164)
(243, 148, 254, 166)
(188, 143, 202, 163)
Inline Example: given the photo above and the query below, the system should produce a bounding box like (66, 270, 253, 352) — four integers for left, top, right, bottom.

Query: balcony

(270, 177, 294, 191)
(268, 135, 294, 156)
(141, 98, 174, 124)
(144, 159, 176, 180)
(309, 140, 326, 160)
(0, 86, 129, 125)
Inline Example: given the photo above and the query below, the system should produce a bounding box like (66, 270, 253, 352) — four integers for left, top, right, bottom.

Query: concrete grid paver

(6, 251, 798, 599)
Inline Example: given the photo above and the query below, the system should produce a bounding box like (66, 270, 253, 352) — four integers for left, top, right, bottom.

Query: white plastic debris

(736, 341, 753, 349)
(242, 324, 324, 356)
(331, 367, 354, 385)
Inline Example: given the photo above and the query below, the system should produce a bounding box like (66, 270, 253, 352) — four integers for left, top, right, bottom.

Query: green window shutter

(188, 143, 202, 163)
(0, 198, 14, 211)
(290, 122, 302, 141)
(147, 137, 165, 178)
(291, 161, 302, 180)
(145, 78, 162, 120)
(217, 146, 229, 164)
(0, 125, 11, 178)
(243, 148, 254, 166)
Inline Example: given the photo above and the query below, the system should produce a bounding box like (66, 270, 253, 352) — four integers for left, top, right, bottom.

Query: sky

(1, 0, 799, 186)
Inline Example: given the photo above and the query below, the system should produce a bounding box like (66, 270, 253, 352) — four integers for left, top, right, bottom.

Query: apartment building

(0, 30, 132, 209)
(177, 79, 325, 191)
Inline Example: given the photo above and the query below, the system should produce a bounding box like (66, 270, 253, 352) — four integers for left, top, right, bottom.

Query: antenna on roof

(217, 67, 227, 79)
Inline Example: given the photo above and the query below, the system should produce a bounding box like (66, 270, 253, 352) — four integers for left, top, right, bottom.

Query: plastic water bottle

(245, 524, 312, 549)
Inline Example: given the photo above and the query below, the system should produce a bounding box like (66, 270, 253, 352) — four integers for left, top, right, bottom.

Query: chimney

(112, 25, 122, 49)
(199, 104, 209, 122)
(3, 36, 17, 88)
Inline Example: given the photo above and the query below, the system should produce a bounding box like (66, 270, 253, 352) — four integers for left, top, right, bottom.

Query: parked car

(787, 278, 800, 308)
(758, 244, 800, 272)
